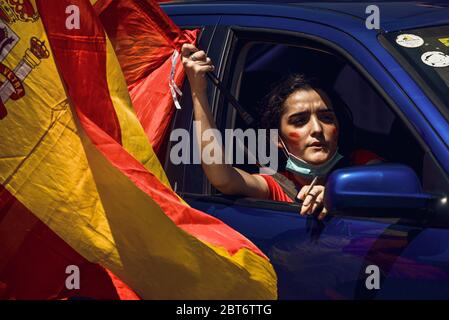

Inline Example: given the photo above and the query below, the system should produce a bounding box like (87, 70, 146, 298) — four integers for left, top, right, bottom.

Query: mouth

(308, 141, 326, 148)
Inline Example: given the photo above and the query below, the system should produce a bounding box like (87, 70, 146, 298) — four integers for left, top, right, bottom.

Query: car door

(164, 7, 449, 299)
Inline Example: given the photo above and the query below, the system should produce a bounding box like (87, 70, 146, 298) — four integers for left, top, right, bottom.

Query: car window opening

(216, 40, 425, 196)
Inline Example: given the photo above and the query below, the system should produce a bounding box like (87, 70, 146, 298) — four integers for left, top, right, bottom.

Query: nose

(309, 114, 323, 137)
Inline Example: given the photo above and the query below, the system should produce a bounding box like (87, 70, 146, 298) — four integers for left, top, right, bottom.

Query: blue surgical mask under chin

(280, 139, 343, 178)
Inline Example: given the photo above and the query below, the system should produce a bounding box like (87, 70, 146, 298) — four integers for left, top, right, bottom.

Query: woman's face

(279, 88, 339, 165)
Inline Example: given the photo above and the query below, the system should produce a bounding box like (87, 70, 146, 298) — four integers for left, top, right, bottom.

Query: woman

(181, 44, 380, 220)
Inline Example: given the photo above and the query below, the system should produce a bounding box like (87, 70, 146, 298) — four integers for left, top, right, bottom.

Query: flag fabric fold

(95, 0, 198, 155)
(0, 0, 277, 299)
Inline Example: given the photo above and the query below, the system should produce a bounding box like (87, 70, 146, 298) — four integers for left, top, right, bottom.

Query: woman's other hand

(297, 184, 328, 220)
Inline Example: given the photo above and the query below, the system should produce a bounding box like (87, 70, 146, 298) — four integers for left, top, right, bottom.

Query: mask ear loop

(278, 137, 291, 159)
(279, 136, 309, 164)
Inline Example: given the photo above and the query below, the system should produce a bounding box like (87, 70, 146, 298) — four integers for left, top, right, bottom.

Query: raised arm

(181, 44, 269, 199)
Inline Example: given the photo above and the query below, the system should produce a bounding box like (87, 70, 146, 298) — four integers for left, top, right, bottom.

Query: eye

(318, 111, 336, 124)
(288, 113, 309, 126)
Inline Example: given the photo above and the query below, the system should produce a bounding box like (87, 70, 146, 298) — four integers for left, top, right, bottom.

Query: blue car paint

(166, 4, 449, 174)
(188, 197, 449, 299)
(163, 2, 449, 299)
(299, 2, 449, 31)
(168, 14, 220, 27)
(326, 164, 434, 211)
(164, 2, 449, 31)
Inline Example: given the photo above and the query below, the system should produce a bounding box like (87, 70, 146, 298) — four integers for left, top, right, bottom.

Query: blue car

(161, 1, 449, 299)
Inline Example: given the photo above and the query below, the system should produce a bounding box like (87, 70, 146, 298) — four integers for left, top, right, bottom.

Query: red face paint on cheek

(287, 132, 302, 146)
(288, 132, 301, 139)
(332, 127, 338, 135)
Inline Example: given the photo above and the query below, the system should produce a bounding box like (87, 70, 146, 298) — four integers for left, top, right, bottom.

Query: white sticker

(395, 34, 424, 48)
(421, 51, 449, 68)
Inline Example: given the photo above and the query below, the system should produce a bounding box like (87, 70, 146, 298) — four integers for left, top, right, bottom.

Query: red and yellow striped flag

(0, 0, 277, 299)
(95, 0, 198, 155)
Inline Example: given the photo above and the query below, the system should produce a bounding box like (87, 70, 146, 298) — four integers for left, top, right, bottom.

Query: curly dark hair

(259, 73, 354, 155)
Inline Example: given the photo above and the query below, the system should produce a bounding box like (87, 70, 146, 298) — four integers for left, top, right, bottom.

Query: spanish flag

(0, 0, 277, 299)
(95, 0, 198, 155)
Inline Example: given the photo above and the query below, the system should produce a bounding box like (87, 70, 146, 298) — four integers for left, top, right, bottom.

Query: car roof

(162, 1, 449, 32)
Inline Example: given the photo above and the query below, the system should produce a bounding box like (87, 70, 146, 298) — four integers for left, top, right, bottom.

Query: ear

(269, 132, 283, 149)
(277, 140, 283, 149)
(276, 132, 285, 149)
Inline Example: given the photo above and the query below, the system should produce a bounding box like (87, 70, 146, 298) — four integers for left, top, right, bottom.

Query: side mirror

(324, 164, 437, 218)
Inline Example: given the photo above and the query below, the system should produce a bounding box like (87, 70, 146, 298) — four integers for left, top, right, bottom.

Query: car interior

(217, 40, 425, 195)
(163, 32, 427, 200)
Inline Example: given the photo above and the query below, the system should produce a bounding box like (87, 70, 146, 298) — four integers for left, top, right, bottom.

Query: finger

(311, 201, 324, 216)
(191, 50, 207, 61)
(300, 187, 323, 215)
(298, 184, 323, 201)
(181, 43, 198, 58)
(297, 185, 311, 202)
(303, 186, 323, 207)
(315, 191, 324, 204)
(318, 207, 328, 220)
(300, 194, 317, 215)
(193, 65, 215, 75)
(196, 64, 214, 71)
(311, 192, 324, 213)
(300, 195, 314, 215)
(195, 57, 212, 66)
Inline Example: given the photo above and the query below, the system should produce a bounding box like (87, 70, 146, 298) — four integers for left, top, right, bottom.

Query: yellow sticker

(438, 38, 449, 47)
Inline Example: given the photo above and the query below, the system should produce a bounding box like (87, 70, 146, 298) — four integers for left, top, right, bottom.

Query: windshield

(382, 25, 449, 117)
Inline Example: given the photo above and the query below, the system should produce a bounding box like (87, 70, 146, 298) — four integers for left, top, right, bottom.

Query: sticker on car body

(438, 38, 449, 47)
(396, 34, 424, 48)
(421, 51, 449, 68)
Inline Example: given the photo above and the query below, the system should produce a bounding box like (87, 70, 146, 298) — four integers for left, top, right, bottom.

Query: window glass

(383, 25, 449, 117)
